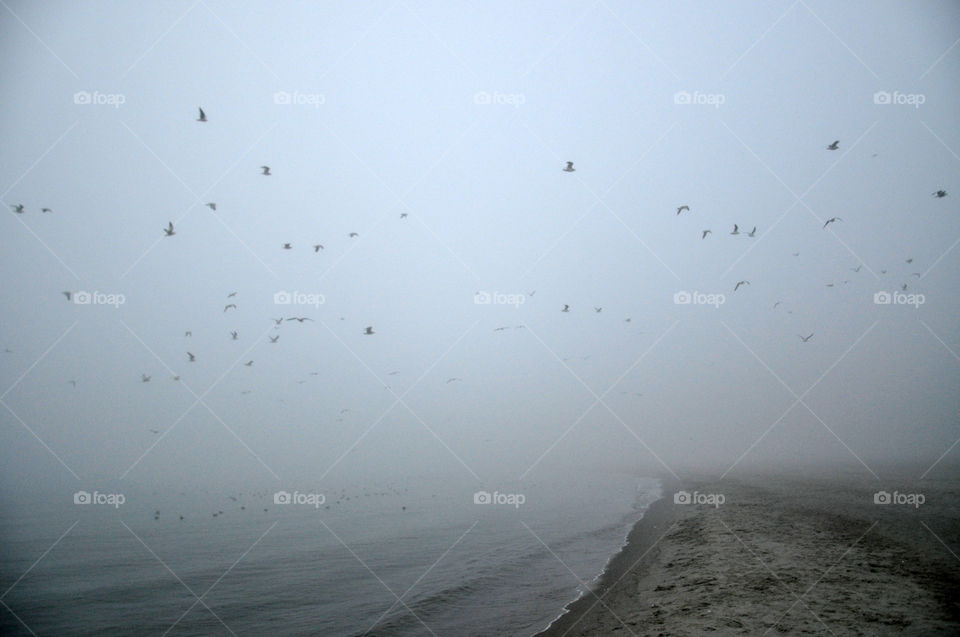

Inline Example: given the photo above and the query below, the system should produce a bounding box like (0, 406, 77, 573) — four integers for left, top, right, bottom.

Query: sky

(1, 0, 959, 499)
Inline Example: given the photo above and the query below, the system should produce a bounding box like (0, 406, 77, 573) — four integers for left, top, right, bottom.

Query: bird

(493, 326, 509, 331)
(67, 380, 77, 387)
(269, 335, 279, 343)
(901, 283, 908, 291)
(905, 258, 913, 264)
(823, 217, 842, 228)
(792, 252, 800, 257)
(561, 304, 570, 312)
(625, 318, 631, 322)
(798, 333, 814, 343)
(164, 221, 175, 236)
(528, 290, 536, 297)
(826, 140, 839, 150)
(851, 265, 862, 273)
(400, 213, 408, 219)
(62, 291, 72, 301)
(773, 301, 781, 309)
(594, 307, 602, 313)
(184, 331, 192, 337)
(271, 318, 283, 326)
(149, 429, 159, 434)
(563, 161, 575, 172)
(932, 190, 947, 198)
(746, 227, 757, 237)
(187, 352, 195, 362)
(41, 208, 52, 213)
(364, 326, 375, 335)
(286, 317, 313, 322)
(282, 243, 292, 250)
(912, 272, 922, 278)
(224, 304, 237, 312)
(227, 291, 237, 298)
(676, 205, 690, 215)
(701, 230, 711, 239)
(197, 107, 207, 122)
(230, 331, 238, 340)
(313, 244, 323, 252)
(260, 165, 271, 175)
(734, 280, 750, 292)
(172, 375, 180, 381)
(388, 371, 399, 376)
(348, 232, 359, 238)
(446, 378, 461, 383)
(730, 224, 740, 235)
(10, 204, 24, 213)
(244, 360, 253, 367)
(205, 203, 216, 211)
(141, 374, 151, 383)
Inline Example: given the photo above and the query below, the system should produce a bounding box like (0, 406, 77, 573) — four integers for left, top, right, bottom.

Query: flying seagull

(164, 221, 175, 236)
(286, 317, 313, 322)
(446, 378, 461, 384)
(184, 331, 192, 337)
(197, 107, 207, 122)
(313, 244, 324, 252)
(11, 204, 24, 213)
(734, 280, 750, 292)
(227, 291, 237, 298)
(905, 258, 913, 264)
(187, 352, 195, 362)
(594, 307, 602, 313)
(269, 335, 279, 343)
(676, 205, 690, 215)
(563, 161, 575, 172)
(68, 380, 77, 387)
(826, 140, 839, 150)
(62, 291, 72, 301)
(932, 190, 947, 198)
(230, 331, 238, 340)
(400, 213, 408, 219)
(244, 360, 253, 367)
(141, 374, 151, 383)
(746, 227, 757, 237)
(561, 304, 570, 312)
(224, 304, 237, 312)
(823, 217, 842, 228)
(773, 301, 781, 309)
(493, 326, 509, 331)
(271, 318, 283, 326)
(260, 165, 271, 175)
(206, 203, 216, 210)
(730, 224, 740, 235)
(363, 326, 375, 335)
(798, 333, 814, 343)
(282, 243, 292, 250)
(348, 232, 359, 238)
(851, 265, 862, 273)
(701, 230, 711, 239)
(41, 208, 52, 213)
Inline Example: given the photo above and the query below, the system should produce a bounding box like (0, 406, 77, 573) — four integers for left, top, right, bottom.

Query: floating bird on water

(799, 333, 814, 343)
(734, 280, 750, 292)
(701, 230, 711, 239)
(826, 140, 839, 150)
(260, 165, 271, 175)
(562, 304, 570, 312)
(730, 224, 740, 235)
(823, 217, 841, 228)
(932, 190, 947, 198)
(676, 205, 689, 215)
(364, 326, 375, 335)
(224, 304, 237, 312)
(187, 352, 195, 362)
(206, 203, 216, 210)
(164, 222, 175, 236)
(563, 161, 575, 172)
(197, 107, 207, 122)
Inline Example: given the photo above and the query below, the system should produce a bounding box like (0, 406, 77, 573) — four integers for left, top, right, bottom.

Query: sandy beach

(537, 467, 960, 636)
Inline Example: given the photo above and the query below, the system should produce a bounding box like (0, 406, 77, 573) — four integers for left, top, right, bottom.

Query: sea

(1, 471, 661, 636)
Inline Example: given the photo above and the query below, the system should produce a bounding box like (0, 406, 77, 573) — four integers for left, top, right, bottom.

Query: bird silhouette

(798, 333, 814, 343)
(823, 217, 842, 228)
(932, 190, 947, 198)
(62, 291, 72, 301)
(41, 208, 52, 213)
(269, 335, 279, 343)
(197, 107, 207, 122)
(676, 205, 690, 215)
(701, 230, 711, 239)
(561, 304, 570, 312)
(730, 224, 740, 235)
(286, 317, 313, 322)
(244, 360, 253, 367)
(826, 140, 839, 150)
(746, 227, 757, 237)
(260, 165, 271, 175)
(141, 374, 151, 383)
(224, 304, 237, 312)
(11, 204, 24, 213)
(164, 221, 175, 236)
(205, 202, 216, 210)
(230, 331, 238, 340)
(563, 161, 575, 172)
(313, 244, 323, 252)
(282, 243, 292, 250)
(187, 352, 195, 362)
(364, 326, 375, 335)
(734, 280, 750, 292)
(400, 213, 408, 219)
(348, 232, 359, 238)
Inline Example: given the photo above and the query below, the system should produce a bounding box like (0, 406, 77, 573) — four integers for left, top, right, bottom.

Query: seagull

(388, 371, 399, 376)
(271, 318, 283, 326)
(41, 208, 52, 213)
(594, 307, 602, 313)
(269, 335, 279, 343)
(676, 205, 690, 215)
(184, 331, 192, 337)
(902, 283, 908, 291)
(746, 227, 757, 237)
(164, 221, 175, 236)
(227, 291, 237, 298)
(313, 244, 323, 252)
(62, 291, 72, 301)
(224, 304, 237, 312)
(283, 243, 292, 250)
(730, 224, 740, 235)
(773, 301, 781, 309)
(11, 204, 24, 213)
(905, 258, 913, 264)
(141, 374, 151, 383)
(561, 304, 570, 312)
(823, 217, 841, 228)
(880, 269, 887, 274)
(932, 190, 947, 198)
(625, 318, 631, 322)
(260, 165, 271, 175)
(701, 230, 711, 239)
(187, 352, 195, 362)
(493, 326, 509, 331)
(446, 378, 461, 383)
(826, 140, 839, 150)
(230, 331, 238, 340)
(348, 232, 359, 238)
(149, 429, 159, 434)
(197, 107, 207, 122)
(244, 360, 253, 366)
(286, 317, 313, 322)
(528, 290, 536, 297)
(68, 380, 77, 387)
(172, 375, 180, 381)
(364, 326, 375, 335)
(734, 280, 750, 292)
(851, 265, 862, 273)
(400, 213, 408, 219)
(798, 333, 814, 343)
(563, 161, 575, 172)
(912, 272, 922, 277)
(792, 252, 800, 257)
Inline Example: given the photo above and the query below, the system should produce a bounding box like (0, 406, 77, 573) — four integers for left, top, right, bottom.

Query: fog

(2, 1, 959, 502)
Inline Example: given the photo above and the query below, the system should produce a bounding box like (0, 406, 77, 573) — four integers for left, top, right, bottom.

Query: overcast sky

(1, 1, 958, 498)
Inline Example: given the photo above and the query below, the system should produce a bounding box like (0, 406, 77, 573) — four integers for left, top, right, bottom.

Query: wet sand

(536, 468, 960, 636)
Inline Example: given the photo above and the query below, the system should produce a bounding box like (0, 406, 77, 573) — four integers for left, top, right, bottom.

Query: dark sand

(536, 468, 960, 636)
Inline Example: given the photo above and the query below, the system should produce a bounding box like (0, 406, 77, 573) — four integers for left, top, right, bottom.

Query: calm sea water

(1, 472, 661, 636)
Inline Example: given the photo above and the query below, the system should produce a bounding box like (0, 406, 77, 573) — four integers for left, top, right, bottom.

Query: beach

(537, 468, 960, 636)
